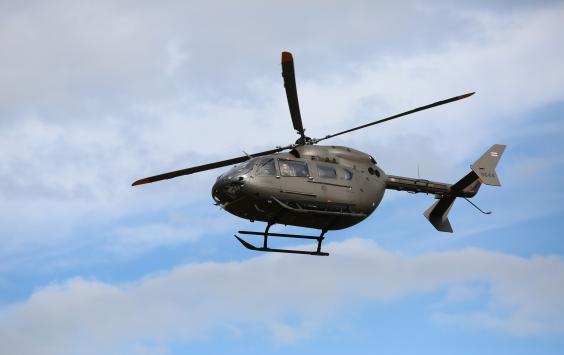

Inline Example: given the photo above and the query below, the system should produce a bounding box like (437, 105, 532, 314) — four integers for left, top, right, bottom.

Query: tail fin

(470, 144, 506, 186)
(424, 144, 506, 233)
(424, 196, 456, 233)
(450, 144, 507, 197)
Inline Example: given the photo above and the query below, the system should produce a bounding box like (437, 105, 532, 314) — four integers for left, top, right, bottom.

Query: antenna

(463, 197, 492, 215)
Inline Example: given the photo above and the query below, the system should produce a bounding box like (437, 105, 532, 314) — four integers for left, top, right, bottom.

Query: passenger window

(256, 158, 277, 176)
(317, 164, 337, 179)
(279, 159, 309, 177)
(343, 168, 353, 180)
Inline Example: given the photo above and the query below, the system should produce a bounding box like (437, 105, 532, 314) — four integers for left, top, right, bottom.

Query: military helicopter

(133, 52, 506, 256)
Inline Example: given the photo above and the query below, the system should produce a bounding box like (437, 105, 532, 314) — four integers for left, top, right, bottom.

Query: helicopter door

(313, 163, 354, 206)
(277, 158, 315, 202)
(254, 157, 281, 194)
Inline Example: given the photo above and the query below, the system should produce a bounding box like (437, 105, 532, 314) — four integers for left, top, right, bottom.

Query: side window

(279, 159, 309, 177)
(317, 164, 337, 179)
(256, 158, 277, 176)
(343, 168, 353, 180)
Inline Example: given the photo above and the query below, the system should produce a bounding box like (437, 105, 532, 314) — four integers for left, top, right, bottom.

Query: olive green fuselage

(212, 145, 386, 230)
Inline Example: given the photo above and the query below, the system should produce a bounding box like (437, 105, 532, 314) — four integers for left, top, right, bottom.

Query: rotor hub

(295, 136, 313, 145)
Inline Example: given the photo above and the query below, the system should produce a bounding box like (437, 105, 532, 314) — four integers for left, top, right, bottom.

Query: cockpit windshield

(256, 158, 277, 176)
(222, 158, 257, 180)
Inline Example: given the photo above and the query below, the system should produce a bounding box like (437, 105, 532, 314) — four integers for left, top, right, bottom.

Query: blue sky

(1, 0, 564, 354)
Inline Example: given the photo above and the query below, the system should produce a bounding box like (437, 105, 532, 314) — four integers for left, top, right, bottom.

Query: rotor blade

(281, 51, 305, 141)
(132, 146, 290, 186)
(313, 92, 475, 143)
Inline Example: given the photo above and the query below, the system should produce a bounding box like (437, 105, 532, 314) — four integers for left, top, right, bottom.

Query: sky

(1, 0, 564, 354)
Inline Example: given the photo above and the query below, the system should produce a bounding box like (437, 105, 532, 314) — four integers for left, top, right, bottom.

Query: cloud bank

(1, 239, 563, 354)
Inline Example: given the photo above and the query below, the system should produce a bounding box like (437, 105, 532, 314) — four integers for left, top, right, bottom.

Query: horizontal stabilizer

(424, 196, 456, 233)
(471, 144, 506, 186)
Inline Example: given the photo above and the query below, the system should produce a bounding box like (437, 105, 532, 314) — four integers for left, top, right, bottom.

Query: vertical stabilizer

(470, 144, 506, 186)
(424, 196, 456, 233)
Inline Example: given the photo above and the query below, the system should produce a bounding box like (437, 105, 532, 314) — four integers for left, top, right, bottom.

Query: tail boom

(386, 173, 482, 198)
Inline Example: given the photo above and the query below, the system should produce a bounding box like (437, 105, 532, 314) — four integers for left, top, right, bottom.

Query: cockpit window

(317, 164, 337, 179)
(224, 158, 256, 179)
(279, 159, 309, 177)
(256, 158, 277, 176)
(343, 168, 353, 180)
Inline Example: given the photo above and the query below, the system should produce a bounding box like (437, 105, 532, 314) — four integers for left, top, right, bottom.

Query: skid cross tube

(235, 227, 329, 256)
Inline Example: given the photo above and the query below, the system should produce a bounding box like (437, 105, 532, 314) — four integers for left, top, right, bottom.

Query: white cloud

(1, 239, 563, 355)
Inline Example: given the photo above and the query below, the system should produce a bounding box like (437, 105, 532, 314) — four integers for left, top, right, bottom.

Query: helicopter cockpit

(219, 156, 313, 180)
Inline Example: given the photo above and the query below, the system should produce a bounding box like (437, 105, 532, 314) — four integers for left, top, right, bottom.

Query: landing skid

(234, 225, 329, 256)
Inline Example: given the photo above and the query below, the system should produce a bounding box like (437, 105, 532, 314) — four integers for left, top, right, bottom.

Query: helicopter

(132, 51, 506, 256)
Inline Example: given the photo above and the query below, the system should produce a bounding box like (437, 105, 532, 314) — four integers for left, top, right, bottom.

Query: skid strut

(235, 224, 329, 256)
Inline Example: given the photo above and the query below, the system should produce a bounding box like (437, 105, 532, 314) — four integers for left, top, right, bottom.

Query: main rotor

(132, 52, 474, 186)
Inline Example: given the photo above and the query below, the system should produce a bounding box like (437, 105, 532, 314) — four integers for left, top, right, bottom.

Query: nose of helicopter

(212, 174, 247, 205)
